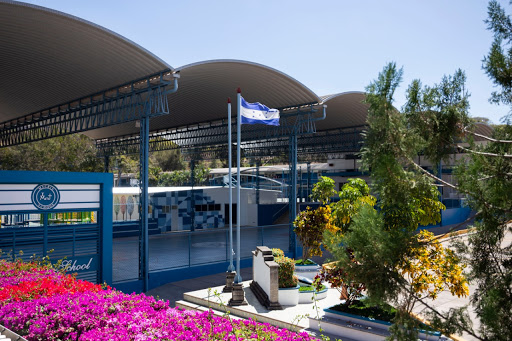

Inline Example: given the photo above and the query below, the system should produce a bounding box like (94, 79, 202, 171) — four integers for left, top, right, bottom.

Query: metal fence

(112, 224, 290, 283)
(0, 223, 100, 283)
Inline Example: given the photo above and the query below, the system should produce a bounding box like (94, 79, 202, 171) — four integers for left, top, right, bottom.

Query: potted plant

(272, 249, 299, 306)
(298, 283, 328, 304)
(292, 177, 338, 278)
(293, 205, 336, 278)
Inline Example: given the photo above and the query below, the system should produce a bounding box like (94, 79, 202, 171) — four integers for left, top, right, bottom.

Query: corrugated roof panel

(316, 92, 369, 130)
(85, 60, 321, 139)
(0, 1, 170, 123)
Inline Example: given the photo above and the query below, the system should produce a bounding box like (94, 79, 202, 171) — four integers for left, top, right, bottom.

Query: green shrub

(294, 259, 316, 265)
(274, 256, 298, 288)
(299, 285, 326, 292)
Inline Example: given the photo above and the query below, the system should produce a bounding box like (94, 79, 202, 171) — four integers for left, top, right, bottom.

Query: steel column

(227, 99, 235, 272)
(43, 213, 48, 256)
(190, 159, 196, 231)
(289, 133, 298, 257)
(104, 156, 110, 174)
(256, 160, 260, 205)
(307, 162, 311, 201)
(139, 116, 150, 292)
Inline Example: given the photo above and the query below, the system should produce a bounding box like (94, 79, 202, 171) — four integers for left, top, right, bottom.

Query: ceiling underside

(0, 1, 170, 124)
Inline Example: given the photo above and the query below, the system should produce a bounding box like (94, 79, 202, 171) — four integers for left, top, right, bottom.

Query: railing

(0, 223, 100, 283)
(112, 224, 290, 283)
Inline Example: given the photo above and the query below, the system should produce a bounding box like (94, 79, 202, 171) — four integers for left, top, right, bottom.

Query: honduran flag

(240, 97, 280, 126)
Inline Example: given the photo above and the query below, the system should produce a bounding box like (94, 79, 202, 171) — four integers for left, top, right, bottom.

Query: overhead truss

(95, 104, 324, 158)
(0, 70, 177, 147)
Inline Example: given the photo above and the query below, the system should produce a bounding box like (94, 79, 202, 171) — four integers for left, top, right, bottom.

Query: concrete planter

(298, 287, 328, 304)
(294, 262, 321, 280)
(311, 307, 443, 341)
(1, 324, 28, 341)
(278, 285, 299, 306)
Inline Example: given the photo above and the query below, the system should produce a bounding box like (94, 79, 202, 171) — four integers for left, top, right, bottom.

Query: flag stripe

(240, 116, 280, 126)
(240, 96, 280, 126)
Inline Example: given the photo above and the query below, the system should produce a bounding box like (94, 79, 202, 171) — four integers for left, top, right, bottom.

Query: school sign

(0, 171, 113, 284)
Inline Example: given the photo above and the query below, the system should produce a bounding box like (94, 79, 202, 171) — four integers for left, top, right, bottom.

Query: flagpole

(235, 88, 242, 284)
(227, 98, 235, 272)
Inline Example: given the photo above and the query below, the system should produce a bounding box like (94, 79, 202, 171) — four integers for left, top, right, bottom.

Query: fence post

(188, 233, 192, 267)
(43, 213, 48, 256)
(260, 225, 264, 246)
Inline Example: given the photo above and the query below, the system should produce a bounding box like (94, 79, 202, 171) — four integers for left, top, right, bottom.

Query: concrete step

(182, 290, 305, 332)
(176, 300, 242, 320)
(0, 324, 27, 341)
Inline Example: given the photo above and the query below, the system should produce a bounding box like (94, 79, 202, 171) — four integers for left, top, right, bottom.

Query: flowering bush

(0, 291, 314, 340)
(314, 262, 365, 306)
(271, 248, 284, 258)
(0, 259, 106, 304)
(0, 259, 315, 340)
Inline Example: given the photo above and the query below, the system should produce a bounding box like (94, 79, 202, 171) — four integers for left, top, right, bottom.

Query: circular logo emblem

(31, 184, 60, 210)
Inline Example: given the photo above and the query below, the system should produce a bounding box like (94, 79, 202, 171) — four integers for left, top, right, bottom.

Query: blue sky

(24, 0, 510, 123)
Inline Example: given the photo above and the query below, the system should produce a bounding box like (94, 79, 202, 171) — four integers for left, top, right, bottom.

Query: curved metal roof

(316, 92, 369, 131)
(473, 122, 494, 140)
(86, 59, 321, 139)
(0, 0, 171, 123)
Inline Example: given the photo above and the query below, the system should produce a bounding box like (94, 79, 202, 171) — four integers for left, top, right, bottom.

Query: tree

(150, 148, 185, 172)
(451, 125, 512, 340)
(0, 134, 102, 172)
(323, 63, 472, 340)
(484, 0, 512, 124)
(148, 166, 162, 186)
(192, 163, 211, 186)
(310, 176, 337, 205)
(329, 178, 376, 233)
(293, 177, 338, 264)
(111, 155, 138, 186)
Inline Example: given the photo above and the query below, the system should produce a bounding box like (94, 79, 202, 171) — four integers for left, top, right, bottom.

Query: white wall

(253, 250, 271, 298)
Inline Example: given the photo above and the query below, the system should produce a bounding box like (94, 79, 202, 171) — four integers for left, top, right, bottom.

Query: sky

(23, 0, 512, 124)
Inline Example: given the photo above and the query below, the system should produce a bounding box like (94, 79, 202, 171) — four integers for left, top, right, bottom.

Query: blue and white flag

(240, 97, 280, 126)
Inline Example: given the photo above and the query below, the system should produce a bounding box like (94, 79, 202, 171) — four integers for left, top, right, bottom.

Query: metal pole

(235, 89, 242, 283)
(140, 115, 150, 292)
(227, 98, 235, 272)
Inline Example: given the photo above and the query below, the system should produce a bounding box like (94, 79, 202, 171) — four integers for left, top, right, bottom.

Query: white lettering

(59, 258, 93, 272)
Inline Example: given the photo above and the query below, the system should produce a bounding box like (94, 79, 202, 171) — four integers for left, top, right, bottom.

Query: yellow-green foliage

(271, 248, 284, 258)
(293, 206, 337, 263)
(330, 178, 377, 233)
(400, 230, 469, 300)
(272, 249, 298, 288)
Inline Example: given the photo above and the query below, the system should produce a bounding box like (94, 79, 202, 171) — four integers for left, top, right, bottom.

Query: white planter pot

(295, 263, 321, 280)
(278, 285, 299, 306)
(298, 287, 328, 304)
